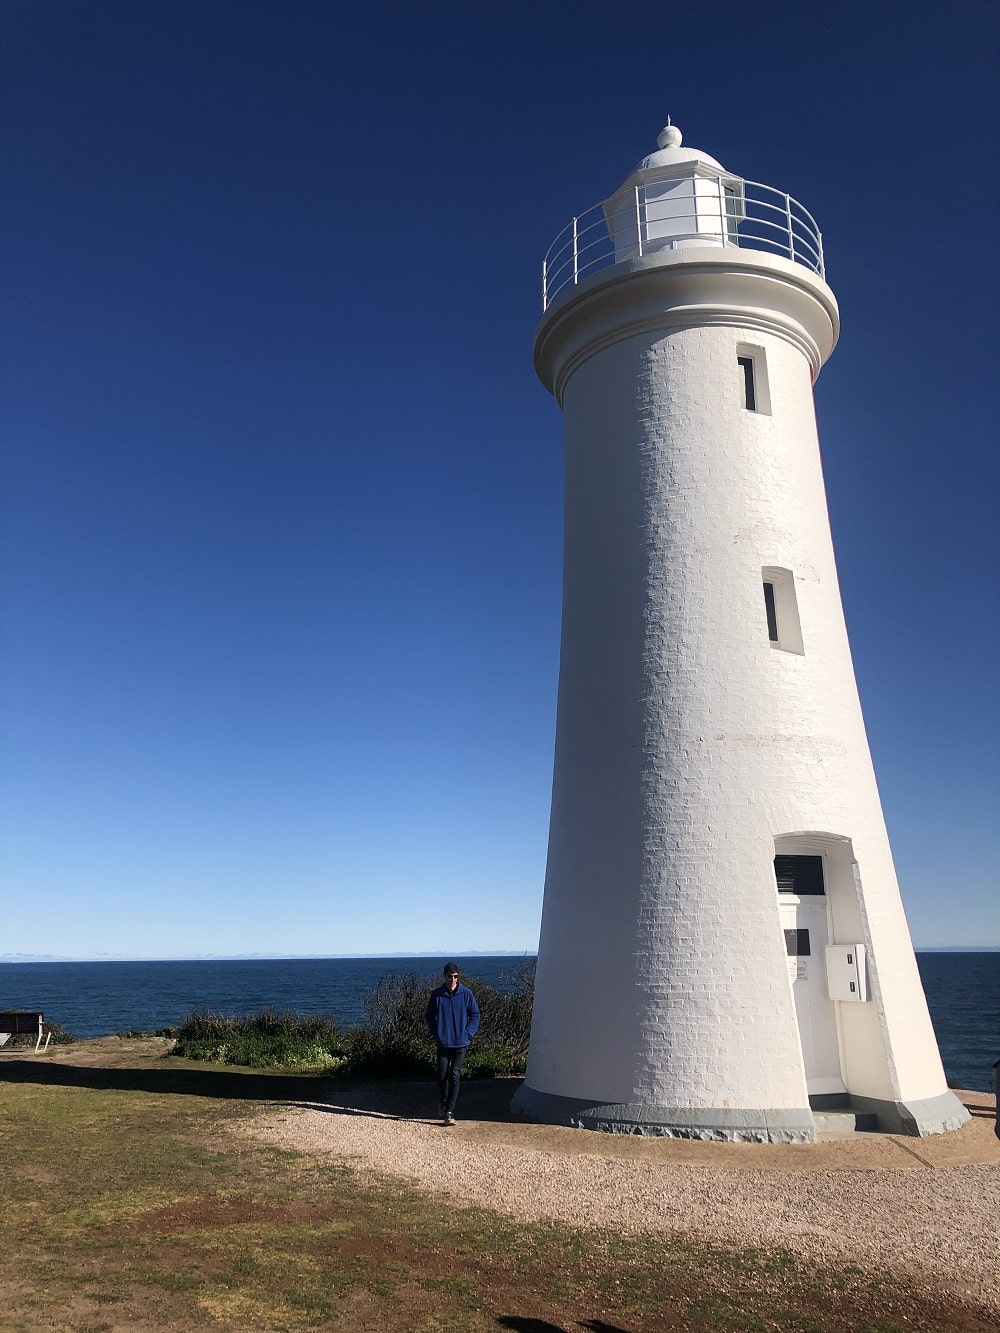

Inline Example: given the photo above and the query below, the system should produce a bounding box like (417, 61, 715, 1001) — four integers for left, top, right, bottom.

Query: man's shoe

(443, 1114, 456, 1126)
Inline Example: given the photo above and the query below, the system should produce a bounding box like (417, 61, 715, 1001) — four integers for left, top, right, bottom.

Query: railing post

(542, 257, 548, 311)
(817, 231, 825, 279)
(720, 179, 726, 244)
(572, 215, 579, 286)
(635, 185, 643, 257)
(785, 193, 795, 264)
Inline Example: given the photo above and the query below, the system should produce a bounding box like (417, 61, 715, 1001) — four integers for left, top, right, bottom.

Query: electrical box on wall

(825, 945, 868, 1002)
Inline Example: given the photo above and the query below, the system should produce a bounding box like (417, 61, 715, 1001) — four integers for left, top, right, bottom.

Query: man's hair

(442, 962, 459, 976)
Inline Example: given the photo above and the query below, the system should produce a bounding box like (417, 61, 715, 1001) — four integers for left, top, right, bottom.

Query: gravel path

(248, 1086, 1000, 1320)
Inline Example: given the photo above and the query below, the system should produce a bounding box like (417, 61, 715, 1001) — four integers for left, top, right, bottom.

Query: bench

(0, 1011, 53, 1053)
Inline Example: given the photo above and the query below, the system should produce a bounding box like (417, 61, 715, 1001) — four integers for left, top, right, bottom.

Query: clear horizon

(4, 947, 998, 965)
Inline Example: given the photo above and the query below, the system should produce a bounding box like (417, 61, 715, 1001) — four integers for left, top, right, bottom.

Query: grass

(0, 1042, 992, 1332)
(171, 1009, 348, 1070)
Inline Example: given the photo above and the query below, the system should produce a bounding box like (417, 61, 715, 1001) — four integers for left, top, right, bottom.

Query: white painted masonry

(513, 126, 968, 1141)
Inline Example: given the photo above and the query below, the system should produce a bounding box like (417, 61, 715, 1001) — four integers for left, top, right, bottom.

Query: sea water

(1, 951, 996, 1093)
(0, 956, 529, 1042)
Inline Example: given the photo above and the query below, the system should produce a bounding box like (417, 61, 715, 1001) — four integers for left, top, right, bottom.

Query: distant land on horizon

(914, 946, 1000, 953)
(0, 950, 539, 963)
(2, 947, 997, 963)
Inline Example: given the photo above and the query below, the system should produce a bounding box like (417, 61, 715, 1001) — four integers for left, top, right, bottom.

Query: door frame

(774, 839, 849, 1100)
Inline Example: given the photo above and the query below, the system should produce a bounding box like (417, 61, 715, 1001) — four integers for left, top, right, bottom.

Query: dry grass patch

(0, 1043, 994, 1332)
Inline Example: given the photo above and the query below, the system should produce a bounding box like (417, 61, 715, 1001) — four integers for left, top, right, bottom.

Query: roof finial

(656, 118, 683, 151)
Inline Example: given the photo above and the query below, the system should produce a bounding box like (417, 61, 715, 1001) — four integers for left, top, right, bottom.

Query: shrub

(341, 961, 535, 1080)
(163, 962, 536, 1078)
(342, 972, 438, 1077)
(463, 1042, 524, 1078)
(5, 1021, 77, 1048)
(473, 959, 535, 1065)
(171, 1009, 346, 1070)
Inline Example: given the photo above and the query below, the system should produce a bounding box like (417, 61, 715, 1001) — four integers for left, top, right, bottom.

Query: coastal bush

(343, 971, 437, 1076)
(165, 962, 536, 1077)
(172, 1009, 346, 1070)
(341, 961, 534, 1080)
(473, 959, 535, 1061)
(5, 1020, 77, 1048)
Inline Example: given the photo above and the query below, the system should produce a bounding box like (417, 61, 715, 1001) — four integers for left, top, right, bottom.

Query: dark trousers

(435, 1045, 467, 1116)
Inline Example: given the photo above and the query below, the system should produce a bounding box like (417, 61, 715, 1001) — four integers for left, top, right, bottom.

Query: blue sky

(2, 1, 997, 958)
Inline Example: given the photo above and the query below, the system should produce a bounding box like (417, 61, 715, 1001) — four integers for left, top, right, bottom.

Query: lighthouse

(513, 123, 968, 1141)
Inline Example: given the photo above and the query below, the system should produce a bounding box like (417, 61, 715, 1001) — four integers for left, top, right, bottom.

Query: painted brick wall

(526, 261, 948, 1116)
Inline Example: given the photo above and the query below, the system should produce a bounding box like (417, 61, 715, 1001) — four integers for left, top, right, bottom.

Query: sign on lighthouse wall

(513, 122, 969, 1142)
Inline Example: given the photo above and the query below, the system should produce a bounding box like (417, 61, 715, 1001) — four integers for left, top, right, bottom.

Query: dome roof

(635, 121, 726, 174)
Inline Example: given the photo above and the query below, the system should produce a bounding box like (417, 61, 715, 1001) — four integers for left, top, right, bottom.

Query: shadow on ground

(303, 1074, 522, 1122)
(966, 1099, 997, 1120)
(0, 1049, 524, 1122)
(3, 1045, 995, 1148)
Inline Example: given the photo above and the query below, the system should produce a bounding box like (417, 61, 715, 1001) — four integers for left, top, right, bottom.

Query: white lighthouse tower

(513, 122, 968, 1141)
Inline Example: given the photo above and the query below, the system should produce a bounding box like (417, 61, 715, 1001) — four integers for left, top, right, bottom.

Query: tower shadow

(0, 1055, 525, 1122)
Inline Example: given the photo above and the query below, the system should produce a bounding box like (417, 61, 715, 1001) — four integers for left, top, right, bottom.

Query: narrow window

(738, 355, 757, 411)
(761, 566, 804, 654)
(762, 581, 778, 643)
(774, 854, 825, 896)
(737, 344, 770, 415)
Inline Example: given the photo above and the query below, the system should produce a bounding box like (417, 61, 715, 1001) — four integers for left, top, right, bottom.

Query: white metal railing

(542, 177, 824, 310)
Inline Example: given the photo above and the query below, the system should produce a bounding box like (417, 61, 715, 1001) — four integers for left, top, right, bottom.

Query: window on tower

(775, 855, 826, 896)
(763, 581, 779, 642)
(761, 567, 804, 654)
(738, 356, 757, 410)
(737, 344, 770, 414)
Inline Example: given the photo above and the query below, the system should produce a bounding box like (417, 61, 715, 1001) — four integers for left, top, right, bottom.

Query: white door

(779, 896, 845, 1096)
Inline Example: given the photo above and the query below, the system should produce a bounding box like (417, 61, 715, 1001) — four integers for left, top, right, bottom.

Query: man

(425, 962, 480, 1126)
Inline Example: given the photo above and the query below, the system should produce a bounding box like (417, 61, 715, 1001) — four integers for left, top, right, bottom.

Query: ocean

(0, 956, 531, 1044)
(1, 952, 997, 1093)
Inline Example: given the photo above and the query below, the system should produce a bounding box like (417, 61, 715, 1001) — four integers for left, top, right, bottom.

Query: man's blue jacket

(425, 982, 480, 1049)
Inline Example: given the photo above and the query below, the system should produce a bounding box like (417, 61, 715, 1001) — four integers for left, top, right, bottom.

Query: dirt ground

(3, 1039, 999, 1332)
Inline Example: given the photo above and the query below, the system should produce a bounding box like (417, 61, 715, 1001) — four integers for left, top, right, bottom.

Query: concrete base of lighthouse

(510, 1085, 816, 1143)
(844, 1090, 970, 1137)
(511, 1085, 970, 1141)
